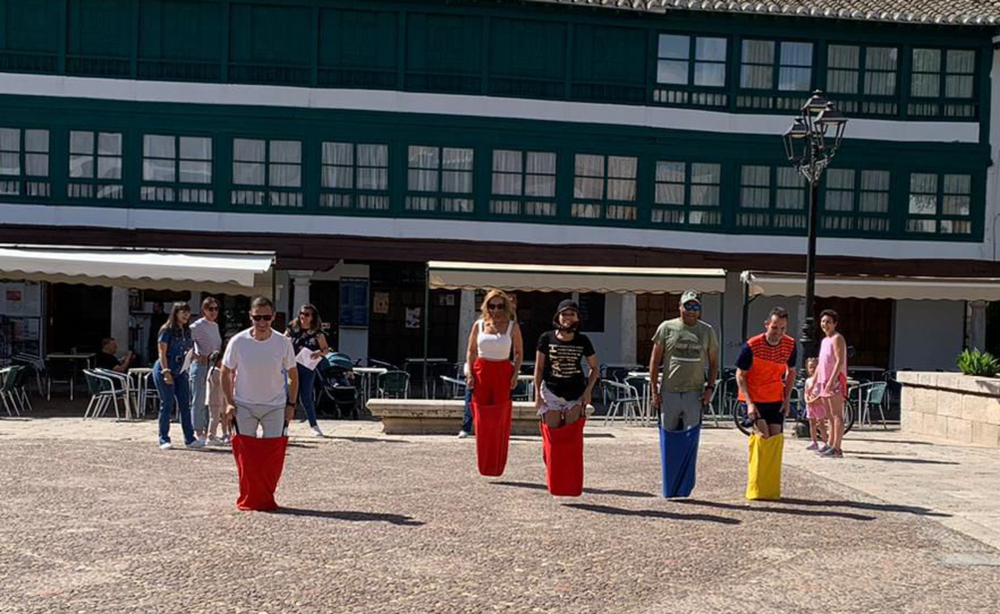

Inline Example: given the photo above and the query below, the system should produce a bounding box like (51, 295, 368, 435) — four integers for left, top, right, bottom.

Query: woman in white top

(464, 289, 524, 408)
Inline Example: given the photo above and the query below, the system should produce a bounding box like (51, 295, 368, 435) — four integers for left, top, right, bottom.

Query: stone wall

(897, 372, 1000, 448)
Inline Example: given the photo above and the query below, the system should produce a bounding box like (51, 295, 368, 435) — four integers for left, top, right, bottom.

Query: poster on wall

(339, 277, 370, 328)
(5, 285, 24, 316)
(373, 292, 390, 315)
(405, 307, 421, 329)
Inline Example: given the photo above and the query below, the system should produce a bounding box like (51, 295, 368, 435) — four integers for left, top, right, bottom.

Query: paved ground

(1, 416, 999, 614)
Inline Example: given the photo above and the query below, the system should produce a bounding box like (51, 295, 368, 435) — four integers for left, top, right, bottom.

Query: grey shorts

(235, 403, 286, 438)
(660, 391, 702, 431)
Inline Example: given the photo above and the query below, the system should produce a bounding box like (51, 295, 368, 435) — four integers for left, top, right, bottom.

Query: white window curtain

(826, 45, 859, 94)
(492, 150, 523, 196)
(268, 141, 302, 188)
(574, 154, 604, 199)
(143, 135, 176, 182)
(655, 161, 685, 205)
(357, 144, 388, 191)
(908, 173, 938, 215)
(408, 145, 440, 192)
(946, 50, 975, 98)
(0, 128, 19, 176)
(778, 42, 812, 91)
(233, 138, 265, 186)
(865, 47, 897, 96)
(741, 165, 770, 208)
(860, 170, 890, 213)
(740, 40, 773, 89)
(911, 49, 941, 97)
(607, 156, 637, 201)
(657, 34, 689, 85)
(524, 151, 556, 197)
(943, 174, 971, 216)
(694, 37, 726, 86)
(691, 163, 721, 206)
(442, 148, 473, 193)
(69, 131, 94, 179)
(179, 137, 212, 184)
(24, 130, 49, 177)
(776, 167, 804, 209)
(824, 168, 854, 211)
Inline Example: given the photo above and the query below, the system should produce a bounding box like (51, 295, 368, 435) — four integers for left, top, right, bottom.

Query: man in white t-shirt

(222, 297, 298, 438)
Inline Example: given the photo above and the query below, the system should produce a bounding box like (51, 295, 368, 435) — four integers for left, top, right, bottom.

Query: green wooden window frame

(406, 145, 474, 214)
(231, 138, 303, 208)
(320, 141, 390, 211)
(737, 39, 814, 111)
(141, 134, 213, 204)
(738, 165, 806, 231)
(0, 127, 50, 198)
(909, 48, 977, 119)
(652, 161, 721, 227)
(68, 130, 124, 200)
(490, 149, 557, 217)
(825, 44, 899, 117)
(572, 153, 638, 222)
(653, 34, 728, 108)
(906, 172, 972, 235)
(822, 168, 891, 234)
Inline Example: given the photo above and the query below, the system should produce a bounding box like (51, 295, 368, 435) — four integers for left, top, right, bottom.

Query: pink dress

(805, 376, 825, 419)
(816, 335, 847, 398)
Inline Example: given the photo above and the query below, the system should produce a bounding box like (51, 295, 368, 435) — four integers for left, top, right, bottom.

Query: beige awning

(742, 270, 1000, 301)
(429, 261, 725, 294)
(0, 245, 274, 296)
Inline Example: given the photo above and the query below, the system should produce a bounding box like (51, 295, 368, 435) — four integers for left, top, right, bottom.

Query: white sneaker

(187, 439, 205, 449)
(311, 426, 324, 437)
(208, 437, 224, 447)
(457, 430, 470, 439)
(159, 442, 172, 450)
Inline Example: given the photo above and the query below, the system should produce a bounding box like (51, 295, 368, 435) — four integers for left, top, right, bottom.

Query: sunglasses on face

(683, 302, 701, 312)
(487, 303, 505, 310)
(205, 306, 219, 312)
(251, 314, 273, 322)
(299, 312, 312, 317)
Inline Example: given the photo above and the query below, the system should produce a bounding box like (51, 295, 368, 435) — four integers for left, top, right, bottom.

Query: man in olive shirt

(649, 290, 719, 431)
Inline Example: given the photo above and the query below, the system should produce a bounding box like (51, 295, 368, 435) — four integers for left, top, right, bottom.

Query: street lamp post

(782, 91, 847, 364)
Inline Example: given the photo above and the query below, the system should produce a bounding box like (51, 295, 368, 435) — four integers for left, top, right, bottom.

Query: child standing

(206, 350, 230, 445)
(804, 357, 828, 451)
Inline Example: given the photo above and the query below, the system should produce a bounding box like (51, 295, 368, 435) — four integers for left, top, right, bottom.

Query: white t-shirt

(222, 328, 296, 407)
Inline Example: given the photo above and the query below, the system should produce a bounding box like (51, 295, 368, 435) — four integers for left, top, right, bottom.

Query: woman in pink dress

(816, 309, 848, 458)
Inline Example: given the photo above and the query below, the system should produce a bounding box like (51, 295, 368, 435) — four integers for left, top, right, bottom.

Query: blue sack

(659, 423, 701, 498)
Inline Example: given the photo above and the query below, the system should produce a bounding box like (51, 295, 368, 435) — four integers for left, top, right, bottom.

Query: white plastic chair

(602, 380, 642, 426)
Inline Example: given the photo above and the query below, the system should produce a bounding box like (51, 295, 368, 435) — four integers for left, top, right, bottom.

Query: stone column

(620, 293, 637, 365)
(110, 286, 130, 357)
(289, 270, 312, 313)
(969, 300, 988, 351)
(457, 289, 477, 364)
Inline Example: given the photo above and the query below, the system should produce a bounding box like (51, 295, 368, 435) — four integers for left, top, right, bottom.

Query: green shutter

(405, 13, 481, 94)
(572, 24, 645, 103)
(489, 17, 566, 98)
(318, 8, 396, 88)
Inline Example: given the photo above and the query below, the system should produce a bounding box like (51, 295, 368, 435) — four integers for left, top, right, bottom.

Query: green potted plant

(956, 348, 1000, 377)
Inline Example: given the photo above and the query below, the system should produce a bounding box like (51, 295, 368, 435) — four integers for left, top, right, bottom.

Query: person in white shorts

(222, 297, 299, 438)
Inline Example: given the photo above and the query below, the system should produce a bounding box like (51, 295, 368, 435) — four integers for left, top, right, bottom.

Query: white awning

(428, 261, 725, 294)
(742, 270, 1000, 301)
(0, 245, 274, 296)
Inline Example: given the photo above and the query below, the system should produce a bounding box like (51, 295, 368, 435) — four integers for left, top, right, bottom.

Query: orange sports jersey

(736, 333, 797, 404)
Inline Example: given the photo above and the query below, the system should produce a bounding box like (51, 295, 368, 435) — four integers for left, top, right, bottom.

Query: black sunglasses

(205, 306, 219, 312)
(487, 302, 505, 310)
(251, 314, 273, 321)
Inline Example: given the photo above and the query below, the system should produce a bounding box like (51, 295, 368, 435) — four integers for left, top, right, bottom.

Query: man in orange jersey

(735, 307, 797, 439)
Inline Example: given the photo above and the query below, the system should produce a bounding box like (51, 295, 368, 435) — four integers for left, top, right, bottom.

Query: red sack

(231, 434, 288, 511)
(540, 417, 586, 497)
(473, 399, 513, 477)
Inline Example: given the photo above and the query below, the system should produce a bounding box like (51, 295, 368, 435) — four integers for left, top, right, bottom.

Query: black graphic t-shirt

(537, 330, 596, 401)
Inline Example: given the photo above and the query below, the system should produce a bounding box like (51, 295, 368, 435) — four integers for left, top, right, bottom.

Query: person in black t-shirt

(534, 300, 599, 429)
(96, 337, 135, 374)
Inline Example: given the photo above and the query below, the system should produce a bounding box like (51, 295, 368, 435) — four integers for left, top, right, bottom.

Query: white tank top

(477, 319, 513, 361)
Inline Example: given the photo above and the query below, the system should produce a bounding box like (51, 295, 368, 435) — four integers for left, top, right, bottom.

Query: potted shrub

(956, 348, 1000, 377)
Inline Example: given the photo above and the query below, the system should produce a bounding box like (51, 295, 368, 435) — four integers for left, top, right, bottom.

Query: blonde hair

(806, 357, 818, 373)
(479, 289, 515, 324)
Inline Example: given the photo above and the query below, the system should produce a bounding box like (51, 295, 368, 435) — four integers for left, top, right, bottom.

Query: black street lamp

(782, 90, 847, 364)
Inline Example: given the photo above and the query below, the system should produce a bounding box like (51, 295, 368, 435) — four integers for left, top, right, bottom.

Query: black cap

(556, 299, 580, 316)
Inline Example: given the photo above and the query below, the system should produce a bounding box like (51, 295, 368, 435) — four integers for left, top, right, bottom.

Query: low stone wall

(366, 399, 594, 435)
(897, 371, 1000, 448)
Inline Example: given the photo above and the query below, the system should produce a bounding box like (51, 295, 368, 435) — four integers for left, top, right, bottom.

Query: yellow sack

(745, 433, 783, 501)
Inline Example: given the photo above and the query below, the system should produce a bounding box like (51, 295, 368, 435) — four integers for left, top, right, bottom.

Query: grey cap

(680, 290, 701, 305)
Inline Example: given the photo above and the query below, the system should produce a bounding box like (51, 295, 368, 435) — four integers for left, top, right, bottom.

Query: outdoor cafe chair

(377, 370, 410, 399)
(83, 369, 125, 420)
(624, 374, 651, 425)
(602, 380, 642, 426)
(45, 357, 75, 401)
(13, 353, 45, 396)
(12, 364, 33, 413)
(855, 381, 889, 429)
(1, 366, 24, 416)
(96, 368, 133, 419)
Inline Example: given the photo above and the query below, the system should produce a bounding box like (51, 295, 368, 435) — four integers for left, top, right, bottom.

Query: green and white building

(3, 0, 1000, 372)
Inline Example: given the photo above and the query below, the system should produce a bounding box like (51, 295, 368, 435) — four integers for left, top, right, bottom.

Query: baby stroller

(316, 352, 358, 419)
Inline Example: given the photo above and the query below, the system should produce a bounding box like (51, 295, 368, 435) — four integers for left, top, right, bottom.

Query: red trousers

(472, 358, 514, 477)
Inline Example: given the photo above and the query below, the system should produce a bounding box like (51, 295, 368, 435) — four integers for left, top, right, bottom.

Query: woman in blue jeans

(285, 304, 332, 437)
(153, 302, 198, 450)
